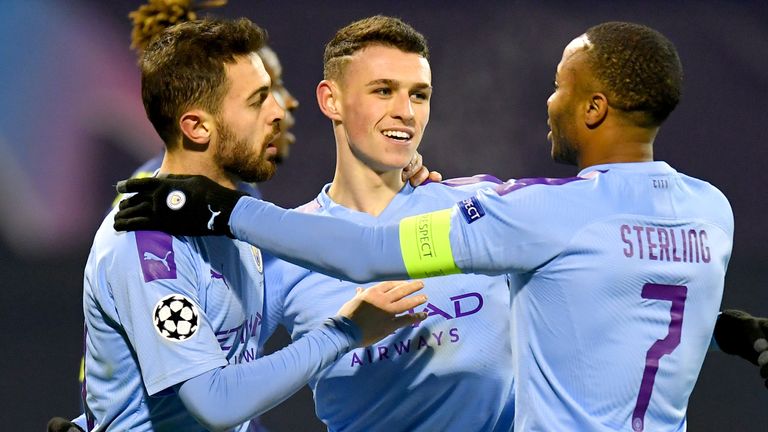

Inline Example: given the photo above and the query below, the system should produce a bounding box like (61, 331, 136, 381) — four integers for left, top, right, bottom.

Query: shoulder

(90, 209, 199, 285)
(416, 174, 505, 198)
(493, 174, 595, 197)
(293, 198, 323, 214)
(677, 172, 734, 230)
(467, 175, 594, 215)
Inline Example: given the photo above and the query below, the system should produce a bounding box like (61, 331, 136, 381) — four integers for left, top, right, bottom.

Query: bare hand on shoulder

(402, 152, 442, 186)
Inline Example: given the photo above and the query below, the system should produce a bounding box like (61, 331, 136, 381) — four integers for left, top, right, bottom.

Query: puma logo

(143, 250, 173, 271)
(207, 205, 221, 231)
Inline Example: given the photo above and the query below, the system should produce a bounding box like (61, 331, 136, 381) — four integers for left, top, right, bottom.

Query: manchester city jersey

(443, 162, 733, 431)
(231, 161, 733, 432)
(262, 178, 515, 432)
(83, 206, 266, 431)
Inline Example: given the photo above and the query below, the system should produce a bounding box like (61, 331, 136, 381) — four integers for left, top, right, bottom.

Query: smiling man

(257, 16, 514, 431)
(82, 16, 427, 431)
(112, 21, 768, 431)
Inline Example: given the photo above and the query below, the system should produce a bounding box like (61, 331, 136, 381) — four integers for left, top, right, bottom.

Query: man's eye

(251, 93, 268, 107)
(412, 92, 429, 102)
(375, 88, 392, 96)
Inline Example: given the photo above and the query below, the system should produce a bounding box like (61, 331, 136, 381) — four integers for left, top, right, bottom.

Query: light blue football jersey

(232, 161, 733, 431)
(83, 206, 266, 431)
(262, 179, 515, 432)
(449, 162, 733, 431)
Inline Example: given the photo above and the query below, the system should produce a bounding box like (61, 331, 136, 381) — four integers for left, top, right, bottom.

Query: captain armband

(399, 209, 461, 279)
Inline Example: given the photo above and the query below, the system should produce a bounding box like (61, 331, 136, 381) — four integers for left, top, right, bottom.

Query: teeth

(382, 130, 411, 140)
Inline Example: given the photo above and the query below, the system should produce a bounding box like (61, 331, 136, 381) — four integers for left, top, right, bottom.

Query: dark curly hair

(584, 22, 683, 127)
(323, 15, 429, 80)
(129, 0, 227, 53)
(139, 18, 266, 145)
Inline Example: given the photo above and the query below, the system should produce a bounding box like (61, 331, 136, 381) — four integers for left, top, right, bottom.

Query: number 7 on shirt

(632, 283, 688, 432)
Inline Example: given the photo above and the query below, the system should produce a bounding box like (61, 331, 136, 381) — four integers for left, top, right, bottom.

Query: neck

(578, 123, 657, 170)
(159, 147, 238, 190)
(327, 144, 406, 217)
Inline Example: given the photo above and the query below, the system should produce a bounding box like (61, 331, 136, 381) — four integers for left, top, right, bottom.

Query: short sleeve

(109, 231, 227, 395)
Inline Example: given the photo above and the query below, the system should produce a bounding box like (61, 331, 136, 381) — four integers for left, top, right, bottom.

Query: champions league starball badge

(152, 294, 199, 341)
(166, 190, 186, 210)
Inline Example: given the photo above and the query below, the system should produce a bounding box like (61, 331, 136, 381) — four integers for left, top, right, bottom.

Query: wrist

(326, 316, 363, 348)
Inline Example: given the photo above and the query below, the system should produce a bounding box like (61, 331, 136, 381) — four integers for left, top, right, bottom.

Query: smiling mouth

(382, 130, 413, 142)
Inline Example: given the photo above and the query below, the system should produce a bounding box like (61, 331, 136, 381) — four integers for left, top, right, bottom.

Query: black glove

(47, 417, 84, 432)
(713, 309, 768, 387)
(113, 174, 247, 237)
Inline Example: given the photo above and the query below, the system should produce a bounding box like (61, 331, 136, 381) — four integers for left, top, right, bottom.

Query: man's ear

(585, 92, 608, 129)
(316, 80, 343, 121)
(179, 109, 213, 146)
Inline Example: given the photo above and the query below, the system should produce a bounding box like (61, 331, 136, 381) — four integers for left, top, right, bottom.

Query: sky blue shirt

(231, 162, 734, 431)
(262, 179, 515, 432)
(84, 205, 356, 431)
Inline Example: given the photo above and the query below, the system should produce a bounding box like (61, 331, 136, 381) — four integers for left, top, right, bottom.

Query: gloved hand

(47, 417, 84, 432)
(113, 174, 247, 237)
(713, 309, 768, 387)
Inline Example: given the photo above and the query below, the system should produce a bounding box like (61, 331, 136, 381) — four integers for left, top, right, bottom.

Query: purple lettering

(633, 226, 645, 259)
(350, 352, 363, 367)
(449, 328, 460, 342)
(433, 331, 444, 346)
(657, 228, 670, 262)
(417, 336, 429, 349)
(451, 292, 484, 318)
(688, 229, 699, 263)
(240, 347, 257, 363)
(681, 229, 688, 262)
(646, 227, 658, 260)
(394, 339, 411, 355)
(365, 347, 373, 363)
(424, 303, 453, 320)
(700, 230, 711, 263)
(621, 224, 633, 257)
(671, 230, 681, 262)
(378, 346, 389, 360)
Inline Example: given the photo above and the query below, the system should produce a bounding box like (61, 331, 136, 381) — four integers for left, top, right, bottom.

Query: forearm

(231, 197, 410, 283)
(177, 317, 359, 431)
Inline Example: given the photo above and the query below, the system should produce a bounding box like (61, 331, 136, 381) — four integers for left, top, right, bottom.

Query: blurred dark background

(1, 0, 766, 430)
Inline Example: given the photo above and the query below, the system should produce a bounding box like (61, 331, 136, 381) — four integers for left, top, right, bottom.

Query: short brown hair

(323, 15, 429, 80)
(138, 18, 267, 144)
(584, 22, 683, 127)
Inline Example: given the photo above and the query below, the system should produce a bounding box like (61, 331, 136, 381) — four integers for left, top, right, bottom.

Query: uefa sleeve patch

(152, 294, 199, 341)
(136, 231, 177, 282)
(457, 196, 486, 224)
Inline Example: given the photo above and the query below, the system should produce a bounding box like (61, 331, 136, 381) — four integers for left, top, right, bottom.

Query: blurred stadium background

(1, 0, 766, 430)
